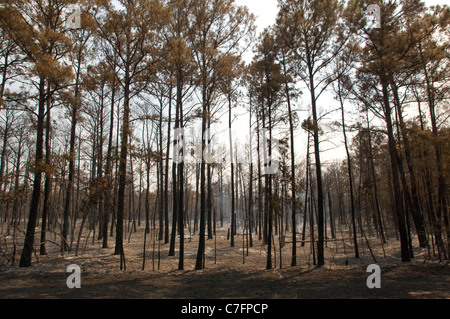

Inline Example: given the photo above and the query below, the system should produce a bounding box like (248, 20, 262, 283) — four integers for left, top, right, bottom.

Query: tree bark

(308, 64, 325, 267)
(381, 81, 410, 262)
(337, 81, 359, 259)
(390, 80, 428, 248)
(19, 78, 46, 267)
(114, 65, 130, 263)
(40, 84, 52, 256)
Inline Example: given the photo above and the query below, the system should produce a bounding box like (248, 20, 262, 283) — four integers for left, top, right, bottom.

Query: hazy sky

(228, 0, 450, 164)
(234, 0, 279, 34)
(236, 0, 450, 35)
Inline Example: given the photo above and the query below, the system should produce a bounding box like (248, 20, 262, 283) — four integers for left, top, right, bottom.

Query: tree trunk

(168, 94, 179, 257)
(19, 78, 46, 267)
(40, 84, 52, 256)
(338, 82, 359, 259)
(177, 76, 184, 271)
(159, 102, 164, 241)
(365, 111, 386, 244)
(103, 70, 116, 249)
(229, 94, 236, 248)
(390, 81, 428, 248)
(308, 65, 325, 267)
(381, 81, 410, 262)
(164, 85, 172, 244)
(195, 87, 208, 270)
(281, 51, 297, 267)
(419, 42, 448, 258)
(114, 68, 131, 264)
(301, 132, 310, 247)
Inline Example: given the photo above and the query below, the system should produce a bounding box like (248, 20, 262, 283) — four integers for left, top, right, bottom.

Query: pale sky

(230, 0, 450, 165)
(234, 0, 278, 34)
(236, 0, 449, 35)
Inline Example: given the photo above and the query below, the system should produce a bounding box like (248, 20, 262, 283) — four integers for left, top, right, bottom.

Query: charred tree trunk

(19, 78, 46, 267)
(40, 84, 52, 256)
(381, 81, 410, 262)
(337, 81, 359, 259)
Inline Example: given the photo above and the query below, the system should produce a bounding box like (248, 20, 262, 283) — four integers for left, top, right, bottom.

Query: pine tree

(94, 0, 167, 266)
(0, 0, 74, 267)
(276, 0, 349, 266)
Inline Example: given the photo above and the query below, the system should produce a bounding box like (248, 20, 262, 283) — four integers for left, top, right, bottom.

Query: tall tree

(276, 39, 301, 267)
(334, 73, 360, 259)
(162, 0, 197, 269)
(346, 0, 443, 261)
(0, 0, 74, 267)
(193, 0, 254, 270)
(95, 0, 167, 264)
(249, 29, 284, 269)
(62, 8, 95, 252)
(413, 5, 450, 258)
(277, 0, 349, 266)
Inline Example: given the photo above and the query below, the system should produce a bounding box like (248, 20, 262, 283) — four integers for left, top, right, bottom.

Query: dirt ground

(0, 225, 449, 299)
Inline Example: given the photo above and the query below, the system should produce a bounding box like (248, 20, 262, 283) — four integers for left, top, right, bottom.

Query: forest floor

(0, 224, 449, 299)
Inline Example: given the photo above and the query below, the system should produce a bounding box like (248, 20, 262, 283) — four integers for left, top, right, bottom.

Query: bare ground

(0, 225, 449, 299)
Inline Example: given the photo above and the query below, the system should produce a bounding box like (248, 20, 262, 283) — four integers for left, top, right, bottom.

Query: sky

(234, 0, 279, 35)
(226, 0, 450, 166)
(236, 0, 450, 35)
